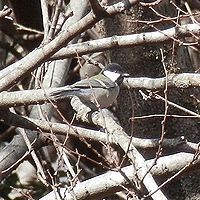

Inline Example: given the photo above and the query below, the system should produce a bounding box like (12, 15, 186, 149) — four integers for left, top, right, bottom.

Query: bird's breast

(89, 86, 119, 108)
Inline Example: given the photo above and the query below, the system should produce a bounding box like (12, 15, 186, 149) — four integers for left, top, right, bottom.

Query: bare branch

(0, 0, 139, 91)
(51, 24, 200, 60)
(39, 152, 200, 200)
(88, 0, 110, 17)
(70, 97, 167, 200)
(0, 110, 194, 152)
(1, 73, 200, 108)
(124, 73, 200, 90)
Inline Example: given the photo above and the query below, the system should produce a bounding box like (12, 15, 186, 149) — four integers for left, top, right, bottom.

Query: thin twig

(154, 94, 200, 117)
(19, 128, 48, 186)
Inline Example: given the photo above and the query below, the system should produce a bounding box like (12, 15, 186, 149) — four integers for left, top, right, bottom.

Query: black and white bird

(49, 63, 129, 110)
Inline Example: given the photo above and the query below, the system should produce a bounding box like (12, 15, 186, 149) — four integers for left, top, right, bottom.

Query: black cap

(102, 63, 129, 85)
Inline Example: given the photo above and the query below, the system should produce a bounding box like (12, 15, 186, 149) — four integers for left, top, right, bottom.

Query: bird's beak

(122, 73, 130, 77)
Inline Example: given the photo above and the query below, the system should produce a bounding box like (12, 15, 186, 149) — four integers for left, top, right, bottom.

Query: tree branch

(0, 0, 138, 91)
(50, 23, 200, 60)
(70, 97, 167, 200)
(2, 110, 198, 154)
(39, 152, 200, 200)
(1, 73, 200, 108)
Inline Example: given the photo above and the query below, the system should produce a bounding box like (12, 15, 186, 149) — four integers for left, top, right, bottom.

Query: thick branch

(70, 97, 167, 200)
(0, 0, 89, 181)
(39, 152, 198, 200)
(123, 73, 200, 90)
(1, 111, 197, 154)
(51, 23, 200, 60)
(0, 0, 138, 91)
(88, 0, 110, 17)
(1, 73, 200, 108)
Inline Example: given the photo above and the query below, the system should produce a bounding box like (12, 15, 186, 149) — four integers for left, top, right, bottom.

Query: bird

(49, 63, 129, 110)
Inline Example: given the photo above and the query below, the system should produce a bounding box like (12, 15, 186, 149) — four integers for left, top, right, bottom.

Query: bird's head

(101, 63, 129, 85)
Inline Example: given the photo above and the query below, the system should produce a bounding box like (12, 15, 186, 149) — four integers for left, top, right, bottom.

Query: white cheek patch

(103, 71, 121, 82)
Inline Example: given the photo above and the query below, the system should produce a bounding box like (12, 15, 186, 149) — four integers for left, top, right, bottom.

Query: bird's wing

(72, 74, 117, 89)
(49, 74, 117, 99)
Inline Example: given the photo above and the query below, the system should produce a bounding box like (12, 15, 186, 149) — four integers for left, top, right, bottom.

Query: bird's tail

(49, 86, 80, 100)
